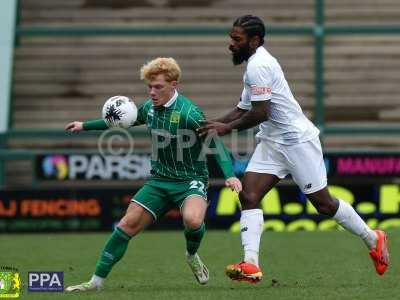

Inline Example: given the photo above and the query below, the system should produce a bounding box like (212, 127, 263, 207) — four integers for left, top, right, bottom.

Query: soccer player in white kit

(198, 15, 389, 282)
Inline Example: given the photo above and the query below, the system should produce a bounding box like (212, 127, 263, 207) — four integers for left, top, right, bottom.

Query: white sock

(240, 209, 264, 267)
(333, 199, 377, 249)
(89, 274, 104, 287)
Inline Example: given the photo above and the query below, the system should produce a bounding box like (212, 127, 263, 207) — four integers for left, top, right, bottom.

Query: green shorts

(132, 178, 208, 220)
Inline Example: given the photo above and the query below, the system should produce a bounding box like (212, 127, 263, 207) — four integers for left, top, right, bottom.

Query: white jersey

(237, 46, 319, 145)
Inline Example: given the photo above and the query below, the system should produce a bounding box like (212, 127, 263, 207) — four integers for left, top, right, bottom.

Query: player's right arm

(211, 86, 252, 123)
(65, 119, 108, 132)
(65, 121, 84, 132)
(65, 101, 150, 132)
(198, 65, 272, 136)
(212, 106, 247, 123)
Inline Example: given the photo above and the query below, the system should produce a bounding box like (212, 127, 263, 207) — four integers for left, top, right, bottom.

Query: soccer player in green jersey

(64, 57, 242, 292)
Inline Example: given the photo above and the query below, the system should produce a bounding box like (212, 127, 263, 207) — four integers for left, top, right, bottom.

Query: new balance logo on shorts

(241, 227, 248, 232)
(304, 183, 312, 190)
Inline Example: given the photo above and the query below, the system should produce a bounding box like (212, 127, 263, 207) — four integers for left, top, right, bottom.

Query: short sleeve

(246, 65, 273, 102)
(237, 88, 251, 110)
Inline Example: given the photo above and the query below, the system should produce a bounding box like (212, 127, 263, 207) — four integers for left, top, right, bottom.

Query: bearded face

(230, 41, 252, 65)
(229, 26, 254, 65)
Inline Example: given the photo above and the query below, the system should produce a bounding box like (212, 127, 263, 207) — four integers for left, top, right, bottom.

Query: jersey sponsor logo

(250, 85, 272, 96)
(170, 111, 180, 123)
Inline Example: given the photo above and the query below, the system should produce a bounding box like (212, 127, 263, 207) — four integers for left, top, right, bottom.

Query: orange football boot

(225, 261, 262, 283)
(369, 230, 389, 275)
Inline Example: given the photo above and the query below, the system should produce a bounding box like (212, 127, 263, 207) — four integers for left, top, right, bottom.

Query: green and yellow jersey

(83, 93, 234, 182)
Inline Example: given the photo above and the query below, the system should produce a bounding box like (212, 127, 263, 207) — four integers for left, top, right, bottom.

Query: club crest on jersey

(170, 112, 180, 123)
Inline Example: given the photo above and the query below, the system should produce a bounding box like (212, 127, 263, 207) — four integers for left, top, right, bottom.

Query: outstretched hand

(225, 177, 242, 193)
(196, 120, 232, 137)
(65, 121, 83, 132)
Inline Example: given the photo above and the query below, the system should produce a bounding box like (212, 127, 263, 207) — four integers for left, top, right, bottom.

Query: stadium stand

(18, 0, 314, 26)
(325, 0, 400, 25)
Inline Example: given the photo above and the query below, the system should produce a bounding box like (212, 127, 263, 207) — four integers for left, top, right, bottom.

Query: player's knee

(118, 214, 141, 234)
(183, 214, 203, 230)
(239, 191, 261, 209)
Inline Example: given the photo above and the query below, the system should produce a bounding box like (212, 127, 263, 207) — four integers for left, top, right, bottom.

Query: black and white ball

(102, 96, 138, 128)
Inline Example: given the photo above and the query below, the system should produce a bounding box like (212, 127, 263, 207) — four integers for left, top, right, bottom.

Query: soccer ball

(102, 95, 138, 128)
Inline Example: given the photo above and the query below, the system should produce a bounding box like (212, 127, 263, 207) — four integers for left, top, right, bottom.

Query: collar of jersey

(161, 89, 178, 108)
(248, 46, 265, 62)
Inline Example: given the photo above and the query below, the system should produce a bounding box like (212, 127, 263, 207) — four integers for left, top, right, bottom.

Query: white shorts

(246, 136, 327, 194)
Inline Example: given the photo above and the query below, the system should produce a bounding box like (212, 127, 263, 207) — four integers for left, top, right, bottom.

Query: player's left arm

(188, 108, 242, 192)
(210, 137, 242, 193)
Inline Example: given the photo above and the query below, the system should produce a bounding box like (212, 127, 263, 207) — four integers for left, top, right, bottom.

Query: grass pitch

(1, 230, 398, 300)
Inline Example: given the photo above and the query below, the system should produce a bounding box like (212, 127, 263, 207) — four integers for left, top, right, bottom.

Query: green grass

(0, 230, 398, 300)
